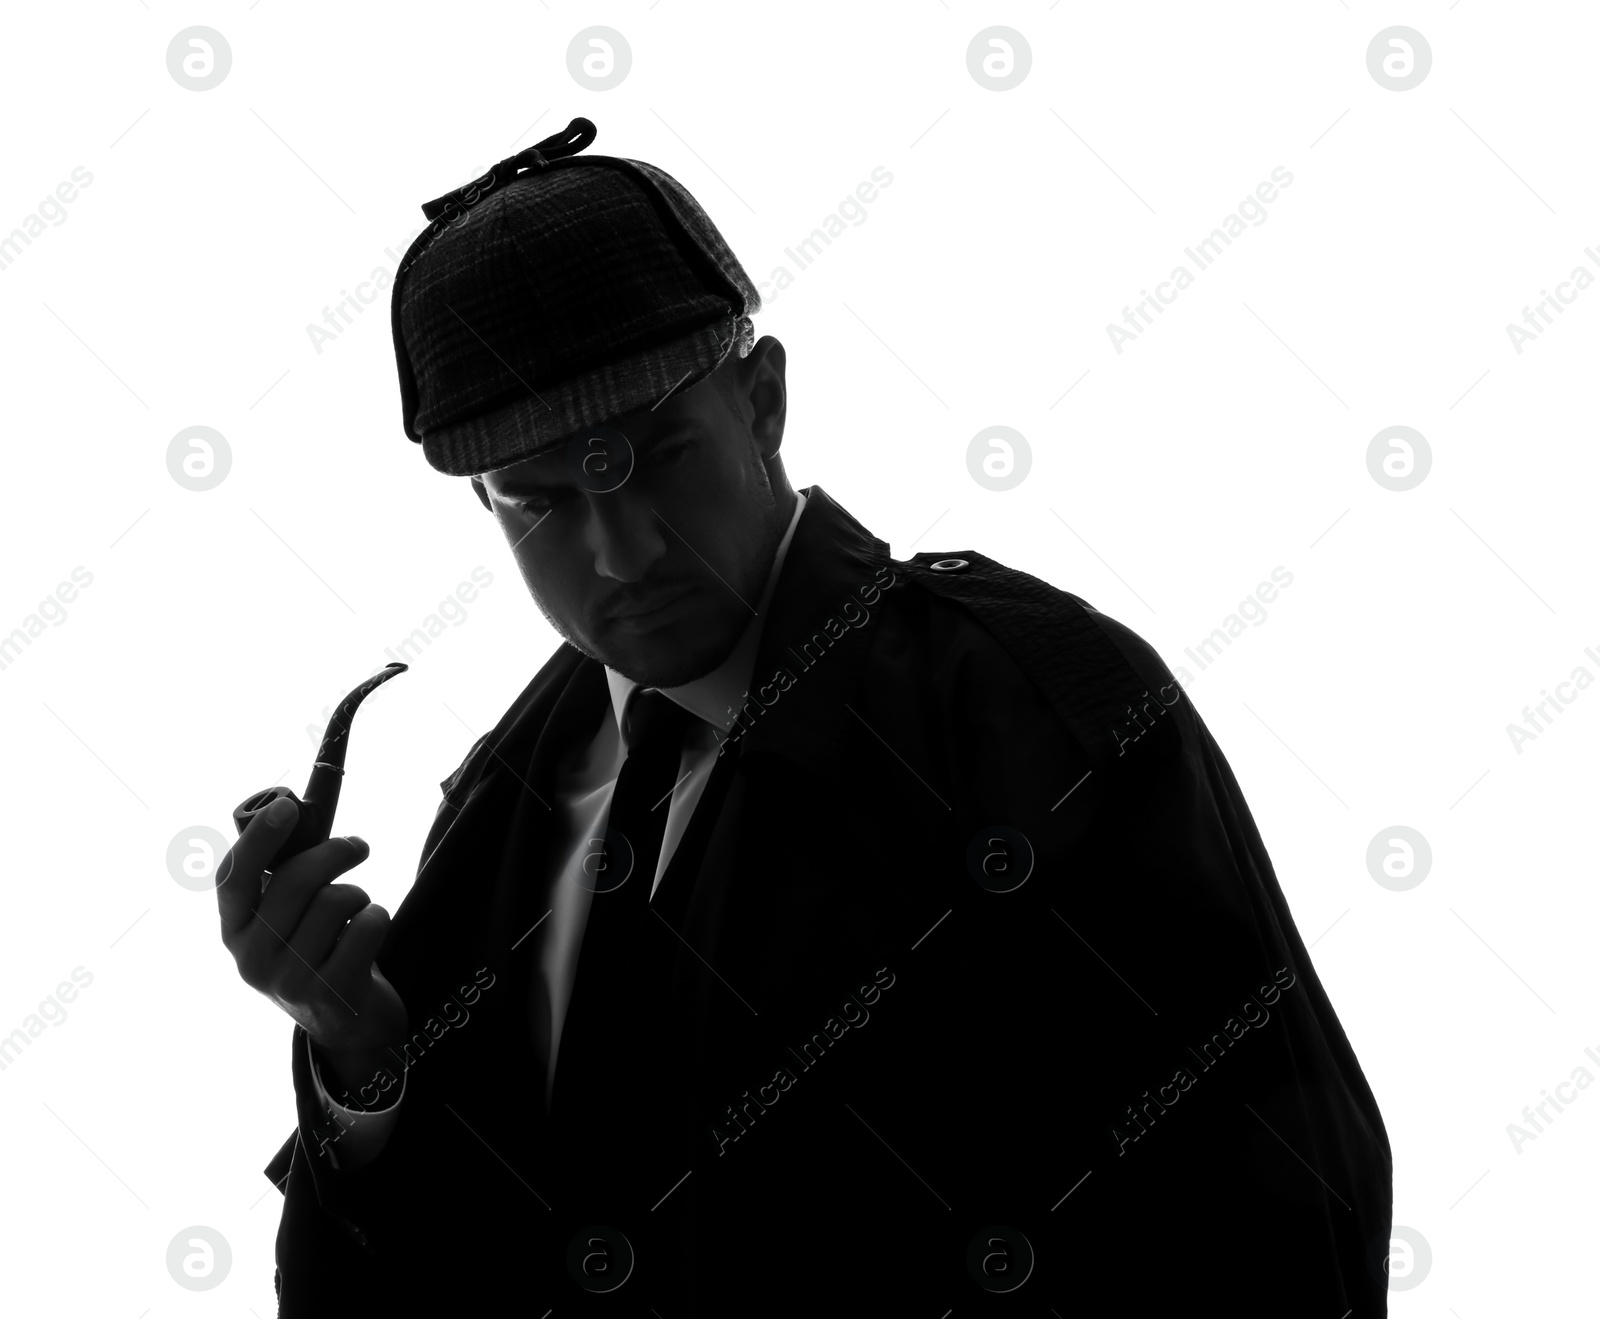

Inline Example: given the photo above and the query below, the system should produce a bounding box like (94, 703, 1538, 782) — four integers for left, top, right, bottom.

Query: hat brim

(420, 313, 751, 478)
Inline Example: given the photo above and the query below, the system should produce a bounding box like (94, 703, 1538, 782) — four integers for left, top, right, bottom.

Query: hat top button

(928, 558, 970, 572)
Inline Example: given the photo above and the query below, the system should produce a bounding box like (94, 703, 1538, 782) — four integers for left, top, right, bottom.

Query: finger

(216, 794, 300, 937)
(318, 904, 392, 996)
(293, 904, 392, 1024)
(232, 838, 371, 984)
(279, 883, 373, 970)
(254, 836, 371, 939)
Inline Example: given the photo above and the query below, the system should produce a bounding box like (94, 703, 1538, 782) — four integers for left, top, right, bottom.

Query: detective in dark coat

(239, 120, 1393, 1315)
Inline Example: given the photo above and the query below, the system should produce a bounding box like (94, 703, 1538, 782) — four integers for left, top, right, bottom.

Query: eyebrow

(491, 426, 693, 495)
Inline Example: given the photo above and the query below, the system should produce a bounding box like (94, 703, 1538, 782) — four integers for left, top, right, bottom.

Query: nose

(584, 486, 668, 582)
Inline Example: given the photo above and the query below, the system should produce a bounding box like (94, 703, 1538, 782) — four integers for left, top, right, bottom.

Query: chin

(608, 619, 742, 689)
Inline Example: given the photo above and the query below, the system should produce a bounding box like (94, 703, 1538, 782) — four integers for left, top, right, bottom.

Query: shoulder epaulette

(895, 550, 1182, 772)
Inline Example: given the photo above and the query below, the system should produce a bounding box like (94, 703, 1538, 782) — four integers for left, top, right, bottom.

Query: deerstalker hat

(390, 117, 761, 477)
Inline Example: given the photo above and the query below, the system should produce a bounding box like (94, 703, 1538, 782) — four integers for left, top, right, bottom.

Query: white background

(0, 2, 1593, 1313)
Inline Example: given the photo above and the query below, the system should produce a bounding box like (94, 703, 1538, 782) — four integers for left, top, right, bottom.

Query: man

(216, 118, 1392, 1314)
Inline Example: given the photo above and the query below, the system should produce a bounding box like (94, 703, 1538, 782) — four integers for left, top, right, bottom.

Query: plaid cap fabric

(390, 117, 761, 477)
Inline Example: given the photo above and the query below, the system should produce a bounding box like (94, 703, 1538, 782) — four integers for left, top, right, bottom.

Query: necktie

(551, 689, 697, 1145)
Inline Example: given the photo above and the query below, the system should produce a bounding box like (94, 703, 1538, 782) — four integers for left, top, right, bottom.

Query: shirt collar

(605, 489, 809, 741)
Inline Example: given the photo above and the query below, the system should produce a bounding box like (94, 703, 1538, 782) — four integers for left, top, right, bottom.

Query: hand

(215, 796, 408, 1065)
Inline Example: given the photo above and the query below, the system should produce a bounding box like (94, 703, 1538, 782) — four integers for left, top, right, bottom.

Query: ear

(471, 476, 492, 512)
(744, 335, 787, 463)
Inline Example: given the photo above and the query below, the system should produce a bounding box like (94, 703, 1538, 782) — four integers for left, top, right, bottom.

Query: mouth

(605, 584, 697, 622)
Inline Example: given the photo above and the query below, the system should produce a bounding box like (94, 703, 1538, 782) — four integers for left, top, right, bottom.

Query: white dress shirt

(311, 491, 808, 1170)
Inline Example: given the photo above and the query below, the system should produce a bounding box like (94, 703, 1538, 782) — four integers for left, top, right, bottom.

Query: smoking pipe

(232, 662, 408, 868)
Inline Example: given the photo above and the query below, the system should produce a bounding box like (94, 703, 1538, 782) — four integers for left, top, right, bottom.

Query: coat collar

(717, 483, 896, 782)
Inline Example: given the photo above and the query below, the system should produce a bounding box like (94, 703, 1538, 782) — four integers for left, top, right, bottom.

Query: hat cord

(419, 117, 598, 222)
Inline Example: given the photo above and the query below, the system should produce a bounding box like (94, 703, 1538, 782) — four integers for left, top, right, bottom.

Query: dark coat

(264, 484, 1392, 1316)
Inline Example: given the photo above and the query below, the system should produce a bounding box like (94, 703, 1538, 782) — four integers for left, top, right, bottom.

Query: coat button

(928, 558, 970, 572)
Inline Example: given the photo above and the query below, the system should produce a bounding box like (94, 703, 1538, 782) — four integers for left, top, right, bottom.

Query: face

(473, 337, 794, 689)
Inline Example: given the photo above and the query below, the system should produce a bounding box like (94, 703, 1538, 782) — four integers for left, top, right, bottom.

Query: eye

(509, 491, 564, 516)
(651, 439, 691, 466)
